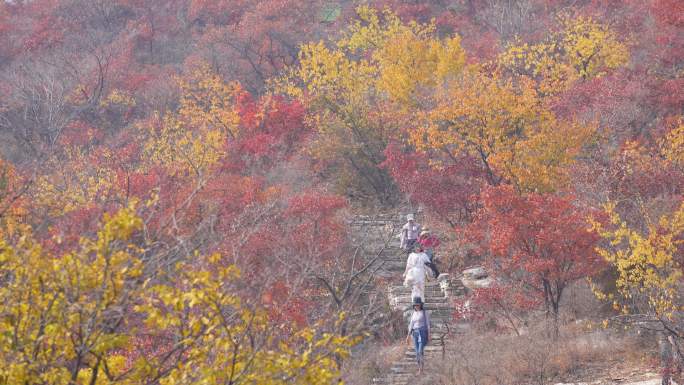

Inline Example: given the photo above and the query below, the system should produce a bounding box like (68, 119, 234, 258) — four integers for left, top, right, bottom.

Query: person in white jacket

(403, 243, 431, 301)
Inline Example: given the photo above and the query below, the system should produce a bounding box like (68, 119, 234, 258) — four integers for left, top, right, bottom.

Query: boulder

(461, 266, 494, 290)
(462, 266, 488, 280)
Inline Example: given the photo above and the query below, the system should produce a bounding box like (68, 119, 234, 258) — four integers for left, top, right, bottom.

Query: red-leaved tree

(383, 143, 483, 227)
(467, 186, 605, 331)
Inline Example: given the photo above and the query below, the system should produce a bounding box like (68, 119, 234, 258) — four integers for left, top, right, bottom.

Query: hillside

(0, 1, 682, 384)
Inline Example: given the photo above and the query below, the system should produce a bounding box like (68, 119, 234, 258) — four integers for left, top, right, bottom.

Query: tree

(0, 205, 145, 384)
(661, 119, 684, 169)
(411, 69, 595, 193)
(498, 13, 629, 95)
(468, 185, 604, 332)
(137, 254, 360, 385)
(592, 201, 684, 383)
(189, 0, 330, 93)
(455, 283, 539, 336)
(383, 142, 482, 227)
(276, 6, 466, 204)
(0, 206, 360, 385)
(139, 64, 238, 178)
(233, 92, 310, 173)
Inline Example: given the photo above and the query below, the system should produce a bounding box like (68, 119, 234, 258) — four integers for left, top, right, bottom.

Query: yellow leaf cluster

(100, 89, 136, 108)
(139, 255, 360, 385)
(0, 205, 143, 385)
(141, 65, 239, 176)
(413, 70, 595, 192)
(32, 147, 118, 216)
(275, 5, 467, 143)
(499, 15, 629, 94)
(0, 207, 359, 384)
(272, 6, 466, 199)
(660, 118, 684, 167)
(592, 202, 684, 317)
(335, 6, 465, 105)
(561, 15, 629, 78)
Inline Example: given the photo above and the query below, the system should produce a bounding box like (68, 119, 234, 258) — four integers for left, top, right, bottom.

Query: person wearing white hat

(400, 213, 421, 252)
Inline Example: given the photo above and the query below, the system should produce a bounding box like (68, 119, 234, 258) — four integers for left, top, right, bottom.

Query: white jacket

(403, 251, 430, 282)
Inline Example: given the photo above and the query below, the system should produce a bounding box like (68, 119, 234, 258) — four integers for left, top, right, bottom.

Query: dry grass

(426, 323, 651, 385)
(342, 342, 406, 385)
(343, 281, 655, 385)
(342, 307, 410, 384)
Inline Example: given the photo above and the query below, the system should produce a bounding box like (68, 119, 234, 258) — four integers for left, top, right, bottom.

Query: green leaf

(320, 3, 341, 23)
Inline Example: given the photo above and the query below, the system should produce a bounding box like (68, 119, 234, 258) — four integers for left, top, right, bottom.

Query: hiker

(418, 229, 440, 262)
(406, 296, 430, 374)
(403, 243, 431, 301)
(400, 214, 421, 252)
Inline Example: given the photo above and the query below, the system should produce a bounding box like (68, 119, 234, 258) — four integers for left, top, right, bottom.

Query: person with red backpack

(418, 229, 440, 262)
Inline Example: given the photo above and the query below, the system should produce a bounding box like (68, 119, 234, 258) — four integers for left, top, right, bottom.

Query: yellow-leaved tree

(137, 254, 360, 385)
(591, 201, 684, 380)
(593, 202, 684, 318)
(28, 65, 240, 220)
(0, 205, 144, 385)
(141, 64, 240, 178)
(32, 147, 119, 216)
(275, 6, 466, 203)
(661, 118, 684, 169)
(411, 69, 595, 192)
(0, 206, 359, 385)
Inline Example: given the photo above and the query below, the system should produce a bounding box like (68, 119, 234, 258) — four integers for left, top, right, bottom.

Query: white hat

(406, 214, 415, 221)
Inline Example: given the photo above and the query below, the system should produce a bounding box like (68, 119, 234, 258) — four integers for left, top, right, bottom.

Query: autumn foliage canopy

(0, 0, 682, 383)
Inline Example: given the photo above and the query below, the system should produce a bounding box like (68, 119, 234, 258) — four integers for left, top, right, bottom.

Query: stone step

(393, 296, 448, 304)
(392, 294, 445, 301)
(390, 283, 442, 291)
(391, 281, 442, 287)
(390, 288, 444, 296)
(391, 358, 443, 369)
(390, 282, 442, 287)
(393, 294, 445, 300)
(397, 292, 448, 298)
(355, 215, 465, 385)
(395, 308, 453, 315)
(394, 301, 450, 309)
(397, 306, 454, 314)
(393, 299, 451, 310)
(395, 309, 451, 316)
(390, 283, 443, 289)
(393, 294, 449, 303)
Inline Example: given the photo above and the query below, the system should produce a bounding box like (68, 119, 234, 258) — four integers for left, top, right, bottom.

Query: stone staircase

(350, 213, 467, 385)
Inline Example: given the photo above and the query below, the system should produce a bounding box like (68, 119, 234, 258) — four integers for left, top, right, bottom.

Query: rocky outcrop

(461, 265, 494, 290)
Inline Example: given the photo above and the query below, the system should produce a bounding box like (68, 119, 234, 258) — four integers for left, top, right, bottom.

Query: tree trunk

(660, 332, 673, 385)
